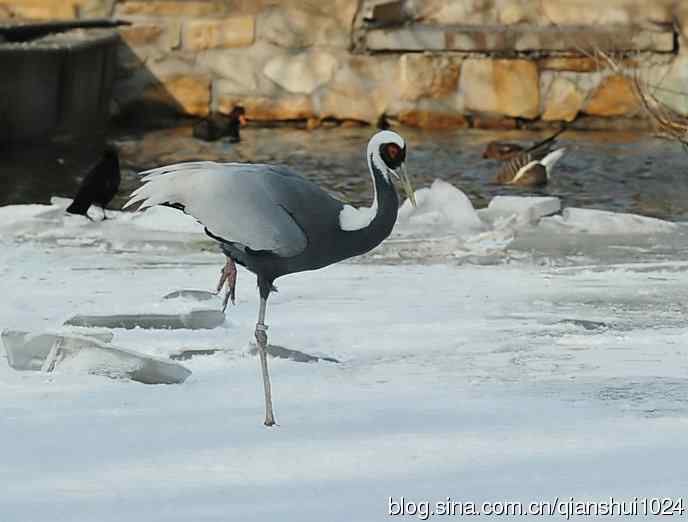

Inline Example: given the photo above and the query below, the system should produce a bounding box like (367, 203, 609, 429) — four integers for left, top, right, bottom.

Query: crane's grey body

(130, 160, 399, 295)
(126, 131, 411, 426)
(211, 163, 398, 295)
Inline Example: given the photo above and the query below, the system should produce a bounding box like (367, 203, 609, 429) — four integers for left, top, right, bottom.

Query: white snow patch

(397, 179, 486, 233)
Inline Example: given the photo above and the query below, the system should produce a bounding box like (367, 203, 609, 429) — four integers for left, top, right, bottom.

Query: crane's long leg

(255, 295, 276, 426)
(216, 257, 237, 311)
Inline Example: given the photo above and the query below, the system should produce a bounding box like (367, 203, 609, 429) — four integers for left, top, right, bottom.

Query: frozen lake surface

(2, 182, 688, 520)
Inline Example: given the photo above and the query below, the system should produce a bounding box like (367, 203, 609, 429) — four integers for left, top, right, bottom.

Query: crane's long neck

(344, 154, 399, 256)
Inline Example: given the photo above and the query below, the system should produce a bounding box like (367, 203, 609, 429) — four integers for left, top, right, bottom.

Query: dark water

(3, 125, 688, 221)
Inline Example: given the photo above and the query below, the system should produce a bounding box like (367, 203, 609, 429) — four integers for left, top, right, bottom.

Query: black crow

(66, 147, 121, 219)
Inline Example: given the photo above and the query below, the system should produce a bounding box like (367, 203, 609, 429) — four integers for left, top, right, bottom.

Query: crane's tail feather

(124, 162, 224, 210)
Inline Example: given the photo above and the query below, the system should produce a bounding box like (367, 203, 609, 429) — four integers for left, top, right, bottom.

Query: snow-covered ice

(2, 184, 688, 521)
(541, 207, 679, 235)
(479, 195, 561, 225)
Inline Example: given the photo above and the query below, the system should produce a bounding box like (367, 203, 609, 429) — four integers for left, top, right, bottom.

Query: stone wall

(3, 0, 688, 129)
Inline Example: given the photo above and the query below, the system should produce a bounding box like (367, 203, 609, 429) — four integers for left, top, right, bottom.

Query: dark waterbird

(493, 129, 568, 186)
(66, 147, 121, 218)
(193, 106, 246, 143)
(483, 127, 565, 161)
(126, 131, 415, 426)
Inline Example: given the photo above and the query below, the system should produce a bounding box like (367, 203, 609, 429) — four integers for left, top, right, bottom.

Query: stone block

(646, 55, 688, 116)
(217, 94, 314, 121)
(541, 1, 673, 26)
(143, 75, 211, 116)
(263, 50, 338, 94)
(413, 0, 498, 25)
(365, 27, 445, 51)
(258, 6, 350, 48)
(199, 42, 280, 95)
(182, 15, 254, 50)
(496, 0, 537, 25)
(0, 0, 78, 19)
(398, 107, 469, 129)
(119, 24, 162, 47)
(399, 53, 461, 101)
(315, 55, 399, 122)
(542, 76, 584, 122)
(538, 57, 641, 73)
(584, 75, 639, 117)
(677, 4, 688, 46)
(470, 114, 519, 129)
(284, 0, 359, 27)
(366, 23, 674, 53)
(117, 0, 225, 17)
(461, 59, 540, 118)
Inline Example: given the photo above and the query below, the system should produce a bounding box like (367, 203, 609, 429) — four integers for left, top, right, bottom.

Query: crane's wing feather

(125, 162, 312, 257)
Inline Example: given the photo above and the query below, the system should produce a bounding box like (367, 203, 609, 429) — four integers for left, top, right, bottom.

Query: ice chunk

(1, 330, 191, 384)
(163, 290, 218, 301)
(540, 208, 678, 235)
(0, 202, 63, 229)
(64, 309, 225, 330)
(479, 196, 561, 226)
(397, 179, 485, 234)
(0, 196, 213, 251)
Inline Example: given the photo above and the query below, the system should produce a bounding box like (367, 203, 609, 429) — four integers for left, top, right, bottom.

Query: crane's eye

(380, 142, 405, 169)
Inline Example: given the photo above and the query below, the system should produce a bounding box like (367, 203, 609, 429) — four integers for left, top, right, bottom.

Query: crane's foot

(216, 257, 237, 311)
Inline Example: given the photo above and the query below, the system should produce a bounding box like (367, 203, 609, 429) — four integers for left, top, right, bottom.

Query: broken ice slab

(163, 290, 217, 301)
(64, 309, 225, 330)
(479, 196, 561, 226)
(249, 344, 340, 364)
(170, 348, 223, 361)
(1, 330, 112, 371)
(540, 208, 678, 235)
(1, 330, 191, 384)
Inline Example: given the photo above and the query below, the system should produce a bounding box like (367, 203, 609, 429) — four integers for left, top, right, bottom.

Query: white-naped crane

(125, 131, 415, 426)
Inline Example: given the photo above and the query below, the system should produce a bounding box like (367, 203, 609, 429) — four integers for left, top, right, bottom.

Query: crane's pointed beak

(394, 164, 416, 207)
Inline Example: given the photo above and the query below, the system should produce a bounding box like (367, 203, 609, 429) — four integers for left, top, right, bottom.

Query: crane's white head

(367, 130, 416, 206)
